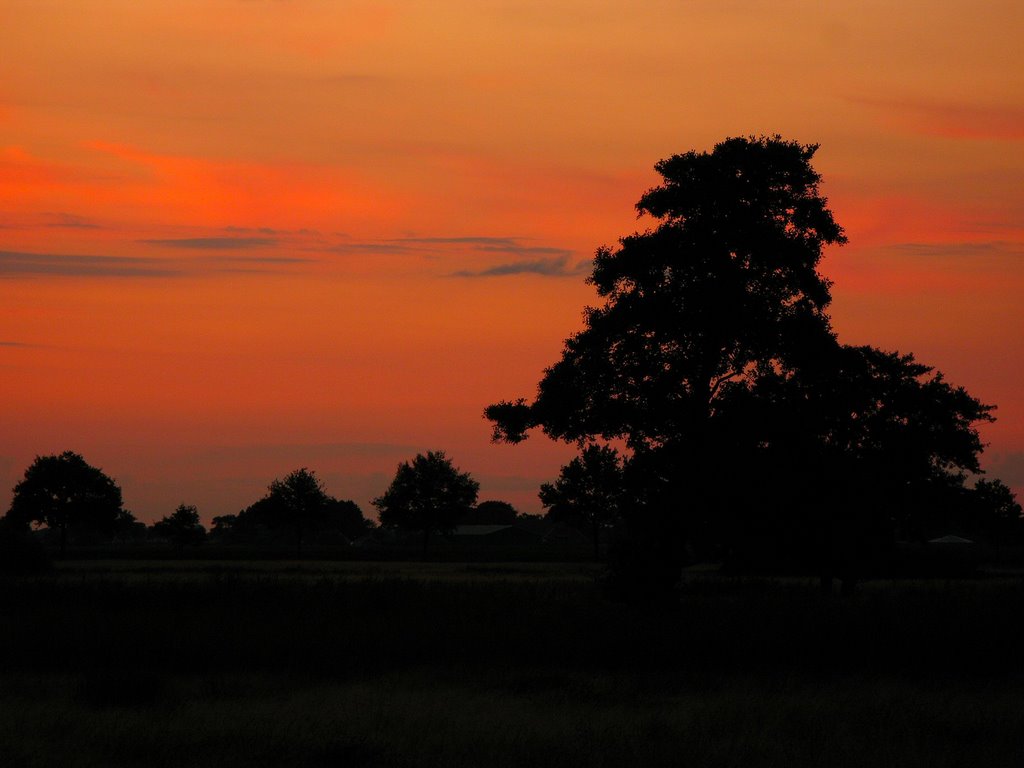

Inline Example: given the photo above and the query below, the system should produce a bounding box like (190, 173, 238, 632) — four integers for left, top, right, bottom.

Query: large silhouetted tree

(487, 136, 845, 576)
(373, 451, 479, 552)
(5, 451, 124, 555)
(540, 445, 625, 559)
(485, 136, 1003, 590)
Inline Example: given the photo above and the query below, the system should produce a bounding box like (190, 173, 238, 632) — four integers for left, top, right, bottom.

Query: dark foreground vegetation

(3, 562, 1024, 767)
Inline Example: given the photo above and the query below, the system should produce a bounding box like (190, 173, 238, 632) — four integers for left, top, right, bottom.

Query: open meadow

(2, 561, 1024, 767)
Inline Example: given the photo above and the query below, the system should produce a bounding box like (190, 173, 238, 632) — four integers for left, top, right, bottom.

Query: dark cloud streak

(393, 236, 571, 258)
(0, 249, 309, 279)
(206, 255, 313, 264)
(891, 241, 1023, 259)
(139, 237, 278, 249)
(452, 255, 590, 278)
(329, 236, 580, 278)
(42, 212, 101, 229)
(0, 250, 181, 279)
(329, 242, 420, 254)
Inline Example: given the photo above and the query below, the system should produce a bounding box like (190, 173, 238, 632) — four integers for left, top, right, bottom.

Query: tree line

(2, 136, 1021, 587)
(0, 449, 546, 561)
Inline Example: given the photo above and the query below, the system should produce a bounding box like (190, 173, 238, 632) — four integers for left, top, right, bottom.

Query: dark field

(2, 562, 1023, 767)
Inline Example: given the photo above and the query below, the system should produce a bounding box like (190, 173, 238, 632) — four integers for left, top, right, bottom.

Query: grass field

(2, 562, 1023, 767)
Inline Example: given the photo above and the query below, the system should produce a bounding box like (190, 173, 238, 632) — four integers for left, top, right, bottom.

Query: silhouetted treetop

(487, 135, 846, 451)
(969, 478, 1023, 544)
(633, 137, 845, 258)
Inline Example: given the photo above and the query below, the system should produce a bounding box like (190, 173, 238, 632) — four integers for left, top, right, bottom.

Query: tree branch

(709, 369, 744, 400)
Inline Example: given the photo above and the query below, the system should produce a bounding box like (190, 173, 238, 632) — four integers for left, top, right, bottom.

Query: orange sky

(2, 1, 1022, 521)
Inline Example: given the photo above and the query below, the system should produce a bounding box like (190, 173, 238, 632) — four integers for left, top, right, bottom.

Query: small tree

(6, 451, 124, 555)
(151, 504, 206, 550)
(373, 451, 479, 552)
(268, 468, 329, 557)
(971, 478, 1023, 549)
(113, 509, 147, 543)
(540, 445, 625, 559)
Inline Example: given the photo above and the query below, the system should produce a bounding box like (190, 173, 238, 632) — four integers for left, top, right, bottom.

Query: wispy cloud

(225, 226, 279, 235)
(0, 250, 181, 278)
(139, 237, 278, 249)
(452, 255, 590, 278)
(224, 225, 319, 236)
(205, 255, 313, 265)
(41, 212, 101, 229)
(328, 235, 582, 277)
(198, 442, 423, 463)
(396, 237, 570, 257)
(0, 248, 311, 279)
(0, 212, 102, 230)
(329, 241, 421, 254)
(890, 241, 1023, 259)
(0, 340, 38, 348)
(853, 96, 1024, 141)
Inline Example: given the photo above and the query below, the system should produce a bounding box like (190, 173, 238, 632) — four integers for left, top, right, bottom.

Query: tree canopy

(5, 451, 124, 554)
(373, 451, 479, 550)
(487, 136, 845, 453)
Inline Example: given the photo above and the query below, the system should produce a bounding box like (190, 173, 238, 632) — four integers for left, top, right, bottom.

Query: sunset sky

(2, 1, 1022, 522)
